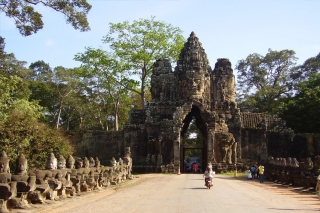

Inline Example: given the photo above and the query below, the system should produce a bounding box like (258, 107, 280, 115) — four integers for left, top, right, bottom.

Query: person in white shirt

(203, 167, 215, 186)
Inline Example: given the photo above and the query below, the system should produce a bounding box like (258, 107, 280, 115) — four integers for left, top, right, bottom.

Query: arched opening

(180, 106, 208, 173)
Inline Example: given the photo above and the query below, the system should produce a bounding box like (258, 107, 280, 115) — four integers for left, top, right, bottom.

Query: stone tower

(123, 32, 242, 172)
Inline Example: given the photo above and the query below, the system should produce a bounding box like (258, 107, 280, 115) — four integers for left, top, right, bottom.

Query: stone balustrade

(264, 156, 320, 191)
(0, 148, 132, 213)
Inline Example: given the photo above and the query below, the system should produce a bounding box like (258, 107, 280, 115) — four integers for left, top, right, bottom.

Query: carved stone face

(0, 151, 10, 173)
(83, 157, 89, 168)
(0, 162, 9, 173)
(58, 156, 66, 169)
(186, 71, 205, 98)
(46, 158, 57, 170)
(89, 157, 95, 168)
(46, 153, 57, 170)
(66, 156, 75, 169)
(16, 156, 28, 174)
(75, 158, 83, 169)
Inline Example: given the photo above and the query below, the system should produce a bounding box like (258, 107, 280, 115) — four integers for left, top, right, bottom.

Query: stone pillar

(173, 126, 181, 174)
(232, 142, 237, 164)
(207, 129, 216, 163)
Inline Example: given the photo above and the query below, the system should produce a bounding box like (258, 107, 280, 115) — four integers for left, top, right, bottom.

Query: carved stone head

(15, 153, 28, 174)
(83, 157, 89, 168)
(110, 157, 117, 167)
(58, 155, 66, 169)
(75, 158, 83, 169)
(66, 155, 75, 169)
(95, 157, 101, 167)
(89, 157, 95, 168)
(46, 153, 57, 170)
(0, 151, 10, 173)
(118, 158, 123, 165)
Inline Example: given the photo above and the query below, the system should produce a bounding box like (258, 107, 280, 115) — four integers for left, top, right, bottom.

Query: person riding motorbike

(203, 166, 214, 186)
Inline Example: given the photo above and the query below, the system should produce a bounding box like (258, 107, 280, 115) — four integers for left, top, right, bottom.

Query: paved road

(37, 174, 319, 213)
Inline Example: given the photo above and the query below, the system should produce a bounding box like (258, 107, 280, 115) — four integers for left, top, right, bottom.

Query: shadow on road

(183, 187, 211, 190)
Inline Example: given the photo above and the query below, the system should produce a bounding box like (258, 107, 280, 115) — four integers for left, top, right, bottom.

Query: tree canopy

(236, 49, 298, 114)
(102, 16, 185, 108)
(0, 0, 91, 36)
(0, 38, 72, 169)
(280, 52, 320, 133)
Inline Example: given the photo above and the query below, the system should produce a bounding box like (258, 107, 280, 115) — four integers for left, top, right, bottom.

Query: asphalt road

(30, 173, 319, 213)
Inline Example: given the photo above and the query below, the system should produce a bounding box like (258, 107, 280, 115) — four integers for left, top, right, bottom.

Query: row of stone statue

(0, 149, 132, 213)
(264, 156, 320, 191)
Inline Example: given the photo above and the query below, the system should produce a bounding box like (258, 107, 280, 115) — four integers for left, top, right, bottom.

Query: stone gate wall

(67, 130, 124, 166)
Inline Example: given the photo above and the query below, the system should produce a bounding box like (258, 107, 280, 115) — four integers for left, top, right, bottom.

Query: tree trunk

(114, 101, 119, 131)
(55, 104, 62, 129)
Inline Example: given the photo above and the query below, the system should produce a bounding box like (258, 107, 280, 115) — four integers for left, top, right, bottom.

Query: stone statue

(123, 147, 132, 179)
(58, 155, 66, 170)
(66, 155, 75, 169)
(0, 151, 16, 212)
(11, 154, 35, 209)
(28, 154, 54, 203)
(110, 157, 117, 167)
(118, 158, 123, 166)
(216, 133, 235, 164)
(46, 153, 57, 170)
(89, 157, 95, 168)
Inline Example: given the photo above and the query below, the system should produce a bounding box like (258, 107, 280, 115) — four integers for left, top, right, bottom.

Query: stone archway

(177, 105, 209, 173)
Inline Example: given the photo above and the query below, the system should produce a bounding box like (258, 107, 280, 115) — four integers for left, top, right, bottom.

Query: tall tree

(0, 0, 91, 36)
(0, 75, 72, 170)
(102, 17, 185, 109)
(52, 66, 78, 129)
(236, 49, 298, 114)
(280, 52, 320, 133)
(280, 73, 320, 133)
(75, 47, 134, 130)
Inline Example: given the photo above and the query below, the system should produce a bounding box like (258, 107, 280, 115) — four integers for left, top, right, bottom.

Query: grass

(217, 171, 247, 177)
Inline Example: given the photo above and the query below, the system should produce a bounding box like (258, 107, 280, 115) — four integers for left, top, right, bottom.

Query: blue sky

(0, 0, 319, 74)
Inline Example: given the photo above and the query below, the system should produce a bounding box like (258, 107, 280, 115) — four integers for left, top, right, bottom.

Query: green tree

(281, 73, 320, 133)
(0, 75, 72, 170)
(280, 52, 320, 133)
(0, 37, 29, 77)
(293, 52, 320, 83)
(102, 17, 185, 109)
(183, 117, 204, 163)
(28, 60, 57, 123)
(75, 47, 135, 130)
(236, 49, 298, 114)
(0, 0, 91, 36)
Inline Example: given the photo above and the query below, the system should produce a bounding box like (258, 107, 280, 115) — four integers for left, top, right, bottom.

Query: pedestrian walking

(258, 165, 264, 183)
(250, 165, 256, 179)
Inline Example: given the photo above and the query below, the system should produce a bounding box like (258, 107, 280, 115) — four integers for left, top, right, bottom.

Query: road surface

(29, 173, 319, 213)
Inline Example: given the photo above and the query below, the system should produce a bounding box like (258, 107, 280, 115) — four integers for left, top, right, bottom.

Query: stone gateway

(125, 32, 244, 173)
(73, 32, 303, 174)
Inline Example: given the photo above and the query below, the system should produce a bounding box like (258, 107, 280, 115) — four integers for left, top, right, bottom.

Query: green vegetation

(236, 50, 320, 133)
(236, 49, 298, 114)
(102, 16, 185, 108)
(0, 0, 91, 36)
(183, 117, 204, 162)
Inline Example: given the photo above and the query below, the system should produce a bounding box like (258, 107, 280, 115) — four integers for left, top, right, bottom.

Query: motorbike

(205, 177, 212, 189)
